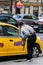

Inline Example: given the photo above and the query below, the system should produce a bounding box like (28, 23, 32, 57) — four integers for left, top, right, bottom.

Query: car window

(7, 17, 18, 24)
(16, 15, 21, 18)
(32, 15, 38, 20)
(0, 16, 7, 22)
(0, 25, 19, 37)
(0, 26, 4, 36)
(23, 16, 32, 19)
(0, 16, 5, 20)
(7, 26, 19, 37)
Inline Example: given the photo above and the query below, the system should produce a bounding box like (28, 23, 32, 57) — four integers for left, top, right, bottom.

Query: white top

(20, 24, 35, 38)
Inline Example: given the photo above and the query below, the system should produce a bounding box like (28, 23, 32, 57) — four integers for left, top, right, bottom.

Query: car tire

(32, 44, 40, 58)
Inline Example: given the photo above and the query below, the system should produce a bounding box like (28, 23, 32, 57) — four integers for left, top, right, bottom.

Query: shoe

(27, 57, 32, 60)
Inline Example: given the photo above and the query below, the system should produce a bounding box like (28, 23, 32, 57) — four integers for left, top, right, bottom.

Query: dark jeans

(27, 33, 36, 60)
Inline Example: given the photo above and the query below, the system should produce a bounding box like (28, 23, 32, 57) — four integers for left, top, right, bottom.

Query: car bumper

(38, 25, 43, 30)
(33, 24, 43, 32)
(33, 25, 38, 31)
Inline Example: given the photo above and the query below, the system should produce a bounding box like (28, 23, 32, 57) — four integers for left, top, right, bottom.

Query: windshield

(7, 17, 18, 24)
(32, 15, 38, 20)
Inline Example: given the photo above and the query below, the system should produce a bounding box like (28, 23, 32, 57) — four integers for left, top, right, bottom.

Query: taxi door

(6, 26, 25, 56)
(0, 26, 8, 56)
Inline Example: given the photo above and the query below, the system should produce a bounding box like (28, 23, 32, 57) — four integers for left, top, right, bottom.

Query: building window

(41, 6, 43, 12)
(0, 0, 10, 13)
(22, 0, 29, 3)
(24, 6, 30, 14)
(34, 0, 38, 2)
(32, 0, 38, 3)
(33, 6, 39, 17)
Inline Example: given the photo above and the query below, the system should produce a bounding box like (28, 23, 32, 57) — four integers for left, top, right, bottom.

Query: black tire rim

(32, 46, 39, 58)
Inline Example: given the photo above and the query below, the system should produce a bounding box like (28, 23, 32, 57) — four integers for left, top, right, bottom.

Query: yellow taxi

(0, 22, 42, 59)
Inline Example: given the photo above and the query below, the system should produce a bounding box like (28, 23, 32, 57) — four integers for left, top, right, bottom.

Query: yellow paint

(36, 36, 42, 51)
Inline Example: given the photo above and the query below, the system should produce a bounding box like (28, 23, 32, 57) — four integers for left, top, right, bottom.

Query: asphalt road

(0, 33, 43, 65)
(36, 33, 43, 42)
(0, 53, 43, 65)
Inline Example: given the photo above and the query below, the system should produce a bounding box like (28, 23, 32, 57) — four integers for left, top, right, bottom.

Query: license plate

(34, 25, 38, 28)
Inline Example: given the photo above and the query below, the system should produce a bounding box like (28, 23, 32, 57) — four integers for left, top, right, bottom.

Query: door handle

(10, 40, 13, 41)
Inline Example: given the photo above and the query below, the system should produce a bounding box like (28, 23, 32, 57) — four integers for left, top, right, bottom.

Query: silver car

(13, 14, 39, 31)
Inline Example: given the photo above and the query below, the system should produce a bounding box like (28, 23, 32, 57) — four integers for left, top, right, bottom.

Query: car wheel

(32, 44, 40, 58)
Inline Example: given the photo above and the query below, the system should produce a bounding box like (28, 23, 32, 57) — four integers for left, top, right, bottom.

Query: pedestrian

(19, 22, 36, 60)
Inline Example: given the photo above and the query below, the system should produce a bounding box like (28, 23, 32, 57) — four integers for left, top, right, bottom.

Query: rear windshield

(32, 15, 38, 20)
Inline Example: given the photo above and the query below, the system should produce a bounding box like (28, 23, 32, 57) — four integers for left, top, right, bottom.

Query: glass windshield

(7, 26, 19, 37)
(32, 15, 38, 20)
(7, 17, 18, 24)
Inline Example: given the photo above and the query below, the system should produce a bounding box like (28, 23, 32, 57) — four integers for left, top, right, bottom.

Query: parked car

(37, 18, 43, 32)
(13, 14, 39, 31)
(0, 14, 18, 27)
(33, 18, 43, 32)
(0, 13, 13, 16)
(0, 22, 42, 60)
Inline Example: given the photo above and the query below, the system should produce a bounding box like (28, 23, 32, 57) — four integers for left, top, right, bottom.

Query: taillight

(0, 43, 4, 47)
(38, 21, 43, 24)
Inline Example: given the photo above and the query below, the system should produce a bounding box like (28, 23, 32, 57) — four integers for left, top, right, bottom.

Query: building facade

(0, 0, 12, 13)
(0, 0, 43, 16)
(12, 0, 43, 16)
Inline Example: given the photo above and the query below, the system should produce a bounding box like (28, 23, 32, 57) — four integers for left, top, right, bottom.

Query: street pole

(10, 0, 12, 14)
